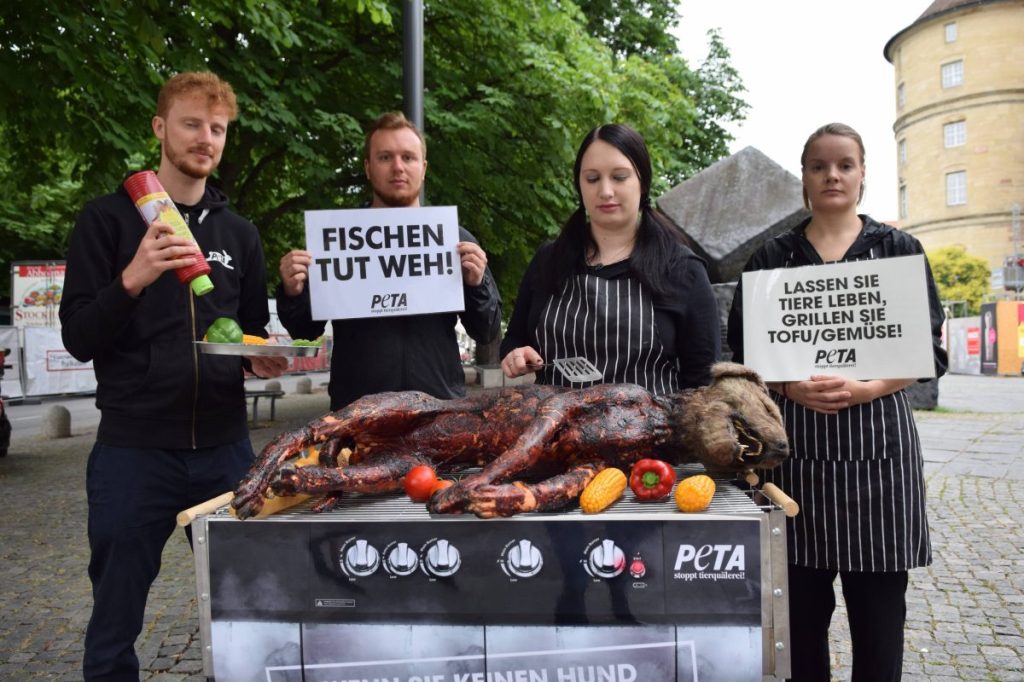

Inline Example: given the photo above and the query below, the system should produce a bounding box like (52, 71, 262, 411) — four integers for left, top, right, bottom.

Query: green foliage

(928, 246, 991, 316)
(0, 0, 747, 309)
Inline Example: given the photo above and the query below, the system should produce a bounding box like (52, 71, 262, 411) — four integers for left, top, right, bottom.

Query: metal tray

(196, 341, 320, 357)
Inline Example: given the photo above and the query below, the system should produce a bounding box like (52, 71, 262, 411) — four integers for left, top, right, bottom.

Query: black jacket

(60, 182, 271, 448)
(727, 214, 947, 378)
(276, 225, 501, 410)
(502, 239, 720, 391)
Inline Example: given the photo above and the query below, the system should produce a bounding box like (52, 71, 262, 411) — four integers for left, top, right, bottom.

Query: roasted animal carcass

(231, 362, 788, 519)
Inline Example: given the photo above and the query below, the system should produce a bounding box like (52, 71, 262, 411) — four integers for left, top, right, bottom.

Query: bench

(245, 389, 285, 424)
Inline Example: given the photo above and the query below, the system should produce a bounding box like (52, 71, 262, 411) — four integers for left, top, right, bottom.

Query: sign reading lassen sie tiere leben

(742, 255, 936, 381)
(304, 206, 464, 321)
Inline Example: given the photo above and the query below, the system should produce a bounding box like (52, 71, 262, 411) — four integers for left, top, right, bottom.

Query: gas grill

(191, 465, 791, 681)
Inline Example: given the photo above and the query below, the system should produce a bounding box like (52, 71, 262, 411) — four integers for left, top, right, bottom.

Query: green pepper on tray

(204, 317, 243, 344)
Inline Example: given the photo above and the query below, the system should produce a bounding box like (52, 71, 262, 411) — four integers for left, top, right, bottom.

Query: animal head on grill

(675, 362, 789, 471)
(231, 361, 789, 519)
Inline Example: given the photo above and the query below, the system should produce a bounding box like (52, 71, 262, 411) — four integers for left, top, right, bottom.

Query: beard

(165, 143, 218, 180)
(372, 185, 420, 208)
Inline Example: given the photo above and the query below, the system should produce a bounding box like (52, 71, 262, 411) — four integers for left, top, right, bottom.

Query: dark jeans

(787, 563, 909, 682)
(83, 440, 254, 682)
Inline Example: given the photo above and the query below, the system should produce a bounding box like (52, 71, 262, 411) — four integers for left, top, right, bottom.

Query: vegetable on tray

(204, 317, 243, 344)
(674, 474, 716, 513)
(579, 467, 626, 514)
(628, 458, 677, 501)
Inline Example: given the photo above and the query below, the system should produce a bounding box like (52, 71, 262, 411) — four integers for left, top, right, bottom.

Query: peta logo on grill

(369, 293, 408, 313)
(673, 544, 746, 573)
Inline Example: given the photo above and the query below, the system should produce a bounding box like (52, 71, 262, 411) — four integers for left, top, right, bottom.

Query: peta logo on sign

(370, 293, 408, 314)
(674, 544, 745, 572)
(814, 348, 856, 366)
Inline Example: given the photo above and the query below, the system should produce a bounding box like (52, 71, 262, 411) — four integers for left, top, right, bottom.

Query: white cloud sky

(673, 1, 927, 221)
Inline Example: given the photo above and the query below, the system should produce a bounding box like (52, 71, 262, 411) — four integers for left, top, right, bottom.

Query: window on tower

(945, 171, 967, 206)
(944, 121, 966, 148)
(945, 22, 957, 43)
(941, 60, 964, 88)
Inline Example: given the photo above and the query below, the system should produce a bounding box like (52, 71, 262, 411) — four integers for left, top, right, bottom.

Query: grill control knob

(506, 539, 543, 578)
(423, 539, 461, 577)
(343, 539, 380, 577)
(587, 539, 625, 579)
(385, 542, 419, 576)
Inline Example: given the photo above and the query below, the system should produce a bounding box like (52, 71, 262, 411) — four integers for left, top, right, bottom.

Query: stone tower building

(884, 0, 1024, 274)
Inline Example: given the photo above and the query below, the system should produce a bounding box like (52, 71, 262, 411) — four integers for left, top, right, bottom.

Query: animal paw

(428, 482, 470, 515)
(465, 482, 537, 518)
(270, 464, 306, 496)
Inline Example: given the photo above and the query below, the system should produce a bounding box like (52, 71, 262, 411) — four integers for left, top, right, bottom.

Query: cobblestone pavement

(0, 372, 1022, 681)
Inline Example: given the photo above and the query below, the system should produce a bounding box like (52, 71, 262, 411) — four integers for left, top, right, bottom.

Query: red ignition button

(629, 559, 646, 579)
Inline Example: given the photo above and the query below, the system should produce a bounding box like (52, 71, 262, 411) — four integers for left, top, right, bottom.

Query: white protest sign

(304, 206, 464, 320)
(742, 255, 936, 381)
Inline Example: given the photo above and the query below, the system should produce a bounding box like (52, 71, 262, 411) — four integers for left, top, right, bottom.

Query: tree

(928, 246, 991, 316)
(0, 0, 747, 308)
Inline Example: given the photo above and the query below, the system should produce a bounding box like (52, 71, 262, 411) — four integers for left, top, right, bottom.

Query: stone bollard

(264, 380, 283, 393)
(295, 377, 312, 394)
(42, 405, 72, 439)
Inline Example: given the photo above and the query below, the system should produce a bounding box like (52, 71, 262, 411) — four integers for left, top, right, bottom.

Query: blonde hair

(363, 111, 426, 161)
(800, 122, 865, 209)
(156, 71, 238, 121)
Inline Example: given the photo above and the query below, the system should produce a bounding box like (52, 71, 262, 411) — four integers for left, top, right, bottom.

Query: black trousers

(787, 563, 909, 682)
(83, 440, 254, 682)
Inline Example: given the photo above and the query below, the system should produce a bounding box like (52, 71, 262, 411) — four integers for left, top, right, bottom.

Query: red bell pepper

(628, 459, 677, 501)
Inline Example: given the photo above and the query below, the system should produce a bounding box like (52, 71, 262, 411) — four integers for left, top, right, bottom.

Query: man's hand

(279, 249, 312, 296)
(121, 221, 200, 297)
(246, 355, 288, 379)
(457, 241, 488, 287)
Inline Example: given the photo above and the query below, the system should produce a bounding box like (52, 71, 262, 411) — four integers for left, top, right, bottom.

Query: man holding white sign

(727, 124, 947, 682)
(277, 112, 501, 410)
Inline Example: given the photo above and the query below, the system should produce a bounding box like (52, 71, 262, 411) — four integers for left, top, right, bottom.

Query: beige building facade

(884, 0, 1024, 275)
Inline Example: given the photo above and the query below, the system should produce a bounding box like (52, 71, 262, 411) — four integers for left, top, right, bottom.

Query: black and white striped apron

(761, 390, 931, 572)
(761, 245, 931, 572)
(534, 272, 679, 394)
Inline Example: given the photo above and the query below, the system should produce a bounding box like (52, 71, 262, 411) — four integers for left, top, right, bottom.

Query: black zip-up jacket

(728, 215, 948, 379)
(59, 182, 272, 449)
(276, 225, 501, 411)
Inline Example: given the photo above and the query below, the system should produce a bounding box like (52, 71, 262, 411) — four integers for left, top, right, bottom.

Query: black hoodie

(59, 181, 271, 449)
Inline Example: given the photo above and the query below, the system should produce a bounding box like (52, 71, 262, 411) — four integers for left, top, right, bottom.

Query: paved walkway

(0, 372, 1021, 681)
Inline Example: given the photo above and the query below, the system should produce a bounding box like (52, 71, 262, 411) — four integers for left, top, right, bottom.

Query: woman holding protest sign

(500, 123, 719, 393)
(727, 122, 947, 682)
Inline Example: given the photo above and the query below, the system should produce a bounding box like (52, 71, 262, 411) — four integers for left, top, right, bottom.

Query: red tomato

(404, 465, 438, 502)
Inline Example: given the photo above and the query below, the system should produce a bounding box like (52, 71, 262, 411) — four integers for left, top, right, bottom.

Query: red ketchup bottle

(123, 170, 214, 296)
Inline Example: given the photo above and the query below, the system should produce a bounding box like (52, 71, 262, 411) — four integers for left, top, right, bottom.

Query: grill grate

(212, 465, 774, 523)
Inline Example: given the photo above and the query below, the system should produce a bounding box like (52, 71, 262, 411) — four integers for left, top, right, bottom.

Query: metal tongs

(528, 356, 603, 383)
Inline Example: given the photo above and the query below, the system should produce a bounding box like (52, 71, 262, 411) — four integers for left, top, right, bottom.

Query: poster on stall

(304, 206, 464, 321)
(22, 327, 96, 396)
(10, 261, 64, 329)
(980, 303, 997, 375)
(742, 255, 936, 381)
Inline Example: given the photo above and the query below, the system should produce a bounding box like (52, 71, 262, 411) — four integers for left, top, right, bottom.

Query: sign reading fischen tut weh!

(741, 255, 936, 381)
(304, 206, 464, 321)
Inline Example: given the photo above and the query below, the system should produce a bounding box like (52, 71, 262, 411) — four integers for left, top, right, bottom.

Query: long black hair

(543, 124, 684, 296)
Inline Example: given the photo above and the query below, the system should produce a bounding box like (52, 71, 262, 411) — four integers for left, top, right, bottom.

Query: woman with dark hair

(500, 124, 719, 393)
(727, 122, 947, 682)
